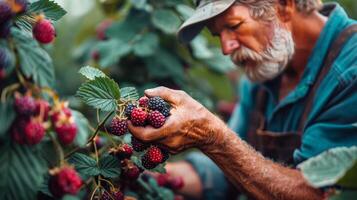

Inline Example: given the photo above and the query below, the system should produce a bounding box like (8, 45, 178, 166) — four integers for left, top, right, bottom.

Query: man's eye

(230, 22, 243, 30)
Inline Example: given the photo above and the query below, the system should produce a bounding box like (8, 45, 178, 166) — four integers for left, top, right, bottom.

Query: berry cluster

(10, 93, 78, 146)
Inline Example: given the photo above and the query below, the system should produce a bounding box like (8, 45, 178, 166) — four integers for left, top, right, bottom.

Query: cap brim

(177, 0, 236, 43)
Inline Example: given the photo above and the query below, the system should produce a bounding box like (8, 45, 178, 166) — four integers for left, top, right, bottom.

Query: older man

(129, 0, 357, 199)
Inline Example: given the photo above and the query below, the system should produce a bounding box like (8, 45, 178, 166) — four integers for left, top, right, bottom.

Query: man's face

(207, 4, 295, 82)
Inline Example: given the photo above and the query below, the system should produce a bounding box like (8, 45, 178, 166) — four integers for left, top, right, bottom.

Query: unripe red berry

(55, 122, 77, 145)
(148, 110, 165, 128)
(130, 107, 147, 126)
(138, 96, 149, 108)
(23, 119, 45, 145)
(33, 18, 56, 44)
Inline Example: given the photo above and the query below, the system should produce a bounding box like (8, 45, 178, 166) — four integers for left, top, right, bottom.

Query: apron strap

(297, 24, 357, 133)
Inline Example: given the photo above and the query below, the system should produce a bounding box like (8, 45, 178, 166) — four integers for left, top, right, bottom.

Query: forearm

(201, 121, 324, 200)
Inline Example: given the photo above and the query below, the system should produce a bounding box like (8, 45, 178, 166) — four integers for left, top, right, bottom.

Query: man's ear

(276, 0, 295, 22)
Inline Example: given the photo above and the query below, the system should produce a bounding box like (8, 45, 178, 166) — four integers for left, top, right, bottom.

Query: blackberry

(0, 21, 11, 38)
(124, 103, 136, 119)
(160, 147, 170, 162)
(121, 160, 141, 180)
(143, 146, 163, 164)
(109, 117, 128, 136)
(148, 96, 166, 111)
(101, 190, 124, 200)
(160, 106, 171, 117)
(141, 154, 158, 170)
(114, 144, 133, 160)
(131, 135, 149, 152)
(148, 110, 165, 128)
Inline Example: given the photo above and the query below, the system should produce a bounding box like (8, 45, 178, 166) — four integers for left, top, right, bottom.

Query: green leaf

(72, 110, 90, 147)
(78, 66, 106, 80)
(191, 35, 213, 59)
(120, 87, 139, 101)
(99, 155, 121, 178)
(133, 33, 159, 57)
(151, 9, 181, 34)
(68, 153, 100, 177)
(12, 27, 54, 87)
(150, 163, 167, 174)
(298, 146, 357, 189)
(76, 77, 120, 112)
(0, 100, 16, 137)
(204, 48, 235, 73)
(0, 142, 47, 200)
(175, 4, 195, 20)
(95, 39, 132, 68)
(29, 0, 67, 21)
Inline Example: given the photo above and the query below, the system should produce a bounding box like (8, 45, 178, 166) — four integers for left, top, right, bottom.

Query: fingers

(144, 86, 186, 105)
(127, 120, 167, 142)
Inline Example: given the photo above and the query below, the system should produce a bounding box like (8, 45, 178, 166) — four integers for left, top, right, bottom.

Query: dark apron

(246, 25, 357, 165)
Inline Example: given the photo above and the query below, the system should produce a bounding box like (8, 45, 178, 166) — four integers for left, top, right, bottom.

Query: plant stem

(65, 111, 114, 158)
(48, 132, 65, 166)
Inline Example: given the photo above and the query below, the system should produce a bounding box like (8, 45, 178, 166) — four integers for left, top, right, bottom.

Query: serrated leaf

(99, 155, 121, 178)
(298, 146, 357, 189)
(72, 110, 90, 147)
(120, 87, 139, 101)
(151, 9, 181, 34)
(29, 0, 67, 21)
(0, 141, 47, 200)
(76, 77, 120, 112)
(12, 27, 54, 87)
(0, 100, 16, 137)
(68, 153, 100, 177)
(150, 163, 166, 174)
(78, 66, 106, 80)
(133, 33, 159, 57)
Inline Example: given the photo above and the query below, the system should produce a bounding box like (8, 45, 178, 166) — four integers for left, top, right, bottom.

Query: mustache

(230, 46, 265, 66)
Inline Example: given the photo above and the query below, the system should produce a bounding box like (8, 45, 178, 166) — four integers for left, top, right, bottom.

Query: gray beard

(230, 25, 295, 83)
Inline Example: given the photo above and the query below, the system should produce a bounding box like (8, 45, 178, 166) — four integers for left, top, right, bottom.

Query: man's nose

(220, 34, 240, 55)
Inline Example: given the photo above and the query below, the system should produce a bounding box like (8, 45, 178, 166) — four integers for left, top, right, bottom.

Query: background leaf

(29, 0, 67, 21)
(133, 33, 159, 57)
(78, 66, 106, 80)
(12, 28, 54, 87)
(0, 100, 16, 138)
(298, 146, 357, 189)
(151, 9, 181, 34)
(72, 110, 90, 147)
(76, 77, 120, 112)
(0, 142, 47, 200)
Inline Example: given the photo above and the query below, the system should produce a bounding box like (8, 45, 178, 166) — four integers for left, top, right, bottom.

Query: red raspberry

(55, 122, 77, 145)
(101, 190, 124, 200)
(109, 117, 128, 136)
(49, 166, 82, 198)
(138, 96, 149, 108)
(33, 18, 56, 44)
(148, 110, 165, 128)
(156, 173, 170, 187)
(51, 106, 72, 124)
(14, 94, 36, 117)
(131, 136, 149, 152)
(141, 146, 164, 169)
(130, 107, 147, 126)
(23, 119, 45, 145)
(35, 99, 51, 121)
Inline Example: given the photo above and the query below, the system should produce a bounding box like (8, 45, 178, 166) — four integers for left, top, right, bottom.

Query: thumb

(144, 86, 179, 105)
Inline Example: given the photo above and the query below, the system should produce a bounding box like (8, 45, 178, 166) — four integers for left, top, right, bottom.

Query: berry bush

(0, 0, 180, 199)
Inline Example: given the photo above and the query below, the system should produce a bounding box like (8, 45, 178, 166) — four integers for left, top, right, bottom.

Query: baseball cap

(177, 0, 236, 43)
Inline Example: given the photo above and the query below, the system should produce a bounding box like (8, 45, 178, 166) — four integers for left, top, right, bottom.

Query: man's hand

(128, 86, 226, 154)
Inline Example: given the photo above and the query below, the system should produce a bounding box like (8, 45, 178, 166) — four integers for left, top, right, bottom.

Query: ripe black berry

(0, 2, 12, 25)
(14, 94, 36, 116)
(148, 96, 166, 111)
(160, 106, 171, 117)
